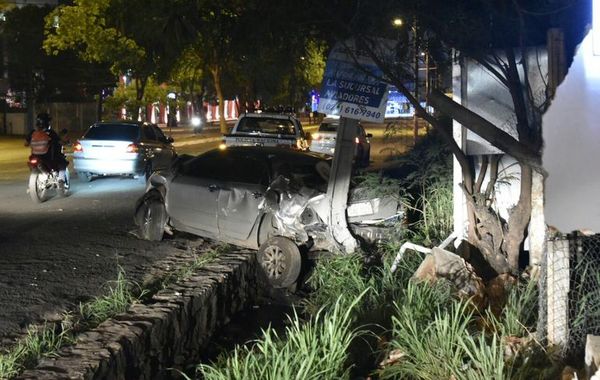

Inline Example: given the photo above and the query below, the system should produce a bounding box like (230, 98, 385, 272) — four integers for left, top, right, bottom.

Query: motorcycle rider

(25, 112, 68, 184)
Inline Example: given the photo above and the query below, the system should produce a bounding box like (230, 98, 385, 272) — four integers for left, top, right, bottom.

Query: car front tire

(137, 198, 166, 241)
(257, 236, 302, 288)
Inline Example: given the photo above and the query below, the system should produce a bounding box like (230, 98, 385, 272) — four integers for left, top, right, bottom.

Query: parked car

(134, 147, 402, 288)
(309, 117, 372, 166)
(222, 112, 309, 150)
(73, 121, 176, 182)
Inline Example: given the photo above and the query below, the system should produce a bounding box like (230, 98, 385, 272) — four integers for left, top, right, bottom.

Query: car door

(151, 124, 176, 169)
(140, 125, 160, 167)
(217, 155, 270, 242)
(166, 153, 227, 236)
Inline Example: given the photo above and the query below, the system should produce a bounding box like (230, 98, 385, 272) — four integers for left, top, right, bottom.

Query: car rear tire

(137, 198, 166, 241)
(257, 237, 301, 288)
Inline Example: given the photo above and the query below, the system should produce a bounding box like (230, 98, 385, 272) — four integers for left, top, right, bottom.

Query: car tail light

(126, 144, 139, 153)
(29, 157, 38, 165)
(355, 137, 360, 144)
(73, 141, 83, 153)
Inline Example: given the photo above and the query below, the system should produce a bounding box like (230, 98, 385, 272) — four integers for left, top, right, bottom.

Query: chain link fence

(539, 232, 600, 359)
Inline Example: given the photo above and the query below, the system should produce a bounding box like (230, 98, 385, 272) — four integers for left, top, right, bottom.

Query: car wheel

(137, 198, 166, 241)
(257, 237, 302, 288)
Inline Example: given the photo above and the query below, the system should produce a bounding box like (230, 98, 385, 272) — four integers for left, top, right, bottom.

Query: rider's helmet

(36, 112, 52, 131)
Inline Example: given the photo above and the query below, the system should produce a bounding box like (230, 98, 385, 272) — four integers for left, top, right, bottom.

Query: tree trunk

(211, 65, 227, 134)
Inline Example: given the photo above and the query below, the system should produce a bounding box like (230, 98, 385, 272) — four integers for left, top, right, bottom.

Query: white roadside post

(318, 39, 389, 254)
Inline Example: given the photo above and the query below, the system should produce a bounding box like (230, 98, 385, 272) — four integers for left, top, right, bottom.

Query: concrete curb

(17, 250, 264, 380)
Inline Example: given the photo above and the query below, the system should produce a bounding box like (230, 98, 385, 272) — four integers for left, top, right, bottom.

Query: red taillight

(73, 141, 83, 153)
(126, 144, 138, 153)
(29, 157, 38, 165)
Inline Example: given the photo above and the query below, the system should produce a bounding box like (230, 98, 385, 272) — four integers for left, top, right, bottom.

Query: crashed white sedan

(135, 147, 402, 288)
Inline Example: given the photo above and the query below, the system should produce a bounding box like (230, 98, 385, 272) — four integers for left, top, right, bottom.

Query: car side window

(227, 157, 269, 186)
(181, 155, 230, 181)
(151, 125, 168, 142)
(141, 125, 157, 141)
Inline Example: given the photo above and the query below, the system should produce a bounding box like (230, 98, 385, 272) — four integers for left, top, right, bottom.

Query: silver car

(134, 147, 402, 288)
(73, 121, 176, 181)
(309, 118, 372, 166)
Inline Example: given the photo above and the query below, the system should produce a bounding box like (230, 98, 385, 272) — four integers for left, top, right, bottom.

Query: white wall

(543, 31, 600, 233)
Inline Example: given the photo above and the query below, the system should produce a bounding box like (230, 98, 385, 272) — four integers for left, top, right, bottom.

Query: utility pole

(413, 19, 419, 144)
(425, 50, 430, 133)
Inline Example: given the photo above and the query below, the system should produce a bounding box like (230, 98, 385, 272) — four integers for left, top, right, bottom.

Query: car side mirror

(366, 133, 373, 138)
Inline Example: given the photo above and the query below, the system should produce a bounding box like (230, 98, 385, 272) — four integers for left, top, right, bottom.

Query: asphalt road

(0, 176, 177, 344)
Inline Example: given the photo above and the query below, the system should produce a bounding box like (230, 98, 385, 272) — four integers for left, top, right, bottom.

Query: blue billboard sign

(318, 40, 388, 123)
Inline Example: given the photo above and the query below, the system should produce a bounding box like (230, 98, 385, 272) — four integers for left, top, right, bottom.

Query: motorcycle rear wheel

(28, 172, 50, 203)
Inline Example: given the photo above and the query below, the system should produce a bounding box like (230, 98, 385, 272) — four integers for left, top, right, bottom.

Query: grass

(159, 245, 227, 289)
(196, 293, 367, 380)
(0, 320, 73, 379)
(79, 267, 145, 328)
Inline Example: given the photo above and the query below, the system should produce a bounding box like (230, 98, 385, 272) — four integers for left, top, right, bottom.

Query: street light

(392, 18, 403, 27)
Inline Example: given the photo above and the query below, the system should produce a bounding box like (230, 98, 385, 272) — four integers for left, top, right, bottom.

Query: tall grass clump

(303, 248, 422, 316)
(382, 131, 453, 246)
(379, 282, 510, 380)
(197, 294, 367, 380)
(0, 320, 73, 379)
(492, 278, 539, 338)
(79, 266, 144, 327)
(379, 276, 560, 380)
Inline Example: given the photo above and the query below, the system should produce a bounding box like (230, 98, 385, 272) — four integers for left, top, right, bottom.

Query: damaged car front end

(135, 147, 402, 288)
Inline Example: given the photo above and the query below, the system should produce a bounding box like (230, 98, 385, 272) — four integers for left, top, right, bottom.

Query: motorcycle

(27, 155, 70, 203)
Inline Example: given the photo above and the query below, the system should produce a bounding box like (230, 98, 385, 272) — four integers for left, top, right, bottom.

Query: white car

(309, 118, 372, 166)
(73, 121, 176, 182)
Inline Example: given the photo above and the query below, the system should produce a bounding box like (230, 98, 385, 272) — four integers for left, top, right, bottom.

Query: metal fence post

(547, 237, 570, 350)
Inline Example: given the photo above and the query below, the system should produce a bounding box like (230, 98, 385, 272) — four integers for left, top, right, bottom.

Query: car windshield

(237, 117, 295, 135)
(84, 124, 139, 141)
(318, 122, 338, 132)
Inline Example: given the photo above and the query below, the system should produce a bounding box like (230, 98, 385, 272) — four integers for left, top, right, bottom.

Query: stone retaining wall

(18, 251, 263, 380)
